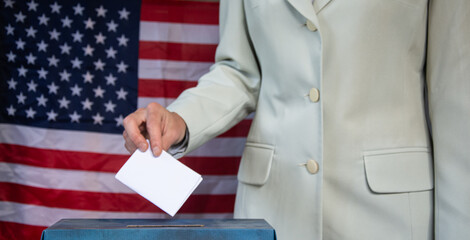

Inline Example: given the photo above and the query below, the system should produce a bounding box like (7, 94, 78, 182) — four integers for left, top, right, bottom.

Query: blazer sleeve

(427, 0, 470, 238)
(167, 0, 260, 153)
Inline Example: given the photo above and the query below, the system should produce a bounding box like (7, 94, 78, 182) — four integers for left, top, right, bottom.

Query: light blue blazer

(168, 0, 470, 239)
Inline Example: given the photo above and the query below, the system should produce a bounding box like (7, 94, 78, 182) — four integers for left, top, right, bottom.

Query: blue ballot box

(41, 219, 276, 240)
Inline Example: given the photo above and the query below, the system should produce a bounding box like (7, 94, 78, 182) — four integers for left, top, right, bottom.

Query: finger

(145, 103, 164, 156)
(124, 141, 136, 154)
(123, 109, 149, 152)
(139, 124, 150, 140)
(123, 130, 137, 153)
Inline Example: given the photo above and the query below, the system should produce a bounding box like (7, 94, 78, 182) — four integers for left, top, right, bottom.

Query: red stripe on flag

(141, 0, 219, 25)
(218, 119, 252, 138)
(0, 144, 127, 173)
(0, 221, 46, 240)
(138, 79, 197, 98)
(139, 41, 217, 62)
(0, 183, 235, 213)
(0, 144, 241, 175)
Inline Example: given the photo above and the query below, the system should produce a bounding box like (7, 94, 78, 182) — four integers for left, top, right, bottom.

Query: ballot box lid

(41, 219, 276, 240)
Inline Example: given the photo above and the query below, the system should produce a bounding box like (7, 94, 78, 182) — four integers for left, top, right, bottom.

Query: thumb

(145, 103, 165, 156)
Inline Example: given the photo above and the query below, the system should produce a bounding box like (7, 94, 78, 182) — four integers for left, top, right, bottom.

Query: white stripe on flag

(0, 124, 126, 154)
(0, 124, 246, 157)
(0, 163, 237, 195)
(138, 59, 212, 81)
(140, 21, 219, 44)
(0, 202, 233, 227)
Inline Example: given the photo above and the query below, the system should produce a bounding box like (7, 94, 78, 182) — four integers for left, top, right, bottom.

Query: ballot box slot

(126, 224, 204, 228)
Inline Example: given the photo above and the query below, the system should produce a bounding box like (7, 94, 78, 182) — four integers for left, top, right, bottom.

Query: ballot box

(41, 219, 276, 240)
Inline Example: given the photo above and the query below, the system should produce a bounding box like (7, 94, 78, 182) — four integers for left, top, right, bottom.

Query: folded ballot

(115, 147, 202, 216)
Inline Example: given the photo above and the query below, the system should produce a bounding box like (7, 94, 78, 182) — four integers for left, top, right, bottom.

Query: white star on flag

(105, 46, 117, 58)
(105, 73, 116, 85)
(58, 96, 70, 109)
(116, 61, 128, 73)
(36, 95, 48, 107)
(47, 82, 59, 94)
(82, 72, 94, 83)
(114, 114, 124, 126)
(25, 107, 36, 118)
(72, 30, 83, 42)
(38, 14, 49, 25)
(118, 8, 130, 20)
(81, 98, 93, 110)
(71, 57, 82, 69)
(106, 20, 118, 32)
(27, 81, 37, 92)
(25, 26, 37, 38)
(7, 105, 16, 116)
(7, 78, 17, 89)
(18, 66, 28, 77)
(46, 110, 58, 121)
(73, 3, 84, 15)
(69, 111, 81, 123)
(4, 0, 15, 8)
(95, 32, 106, 44)
(27, 0, 38, 11)
(37, 40, 48, 51)
(117, 35, 129, 46)
(96, 6, 107, 17)
(17, 92, 27, 104)
(5, 24, 14, 35)
(49, 29, 60, 40)
(59, 43, 71, 54)
(93, 86, 105, 98)
(94, 59, 105, 71)
(59, 70, 71, 81)
(70, 84, 82, 96)
(61, 16, 72, 28)
(83, 45, 95, 56)
(25, 53, 37, 64)
(104, 100, 116, 112)
(15, 12, 26, 22)
(47, 55, 59, 67)
(92, 113, 104, 125)
(37, 68, 48, 79)
(6, 51, 16, 62)
(50, 2, 61, 14)
(116, 88, 128, 100)
(84, 18, 96, 29)
(16, 38, 25, 50)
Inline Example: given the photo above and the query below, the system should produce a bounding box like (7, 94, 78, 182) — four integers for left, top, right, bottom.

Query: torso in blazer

(168, 0, 469, 239)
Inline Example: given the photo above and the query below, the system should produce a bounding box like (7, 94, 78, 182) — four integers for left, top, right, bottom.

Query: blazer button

(306, 20, 318, 32)
(306, 159, 319, 174)
(309, 88, 320, 102)
(299, 159, 319, 174)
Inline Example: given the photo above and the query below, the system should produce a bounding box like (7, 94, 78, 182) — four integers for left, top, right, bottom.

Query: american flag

(0, 0, 250, 239)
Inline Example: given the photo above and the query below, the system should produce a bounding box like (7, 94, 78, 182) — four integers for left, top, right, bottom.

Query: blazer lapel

(313, 0, 333, 13)
(286, 0, 320, 29)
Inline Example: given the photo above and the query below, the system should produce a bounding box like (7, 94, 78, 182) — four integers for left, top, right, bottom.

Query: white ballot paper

(115, 147, 202, 217)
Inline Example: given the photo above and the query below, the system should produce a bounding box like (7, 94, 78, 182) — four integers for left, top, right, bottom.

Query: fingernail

(152, 146, 160, 156)
(138, 143, 147, 151)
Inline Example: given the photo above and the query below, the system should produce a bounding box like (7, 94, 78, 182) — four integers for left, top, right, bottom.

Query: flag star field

(0, 0, 139, 133)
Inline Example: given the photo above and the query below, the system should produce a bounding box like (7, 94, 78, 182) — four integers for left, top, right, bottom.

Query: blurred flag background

(0, 0, 250, 239)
